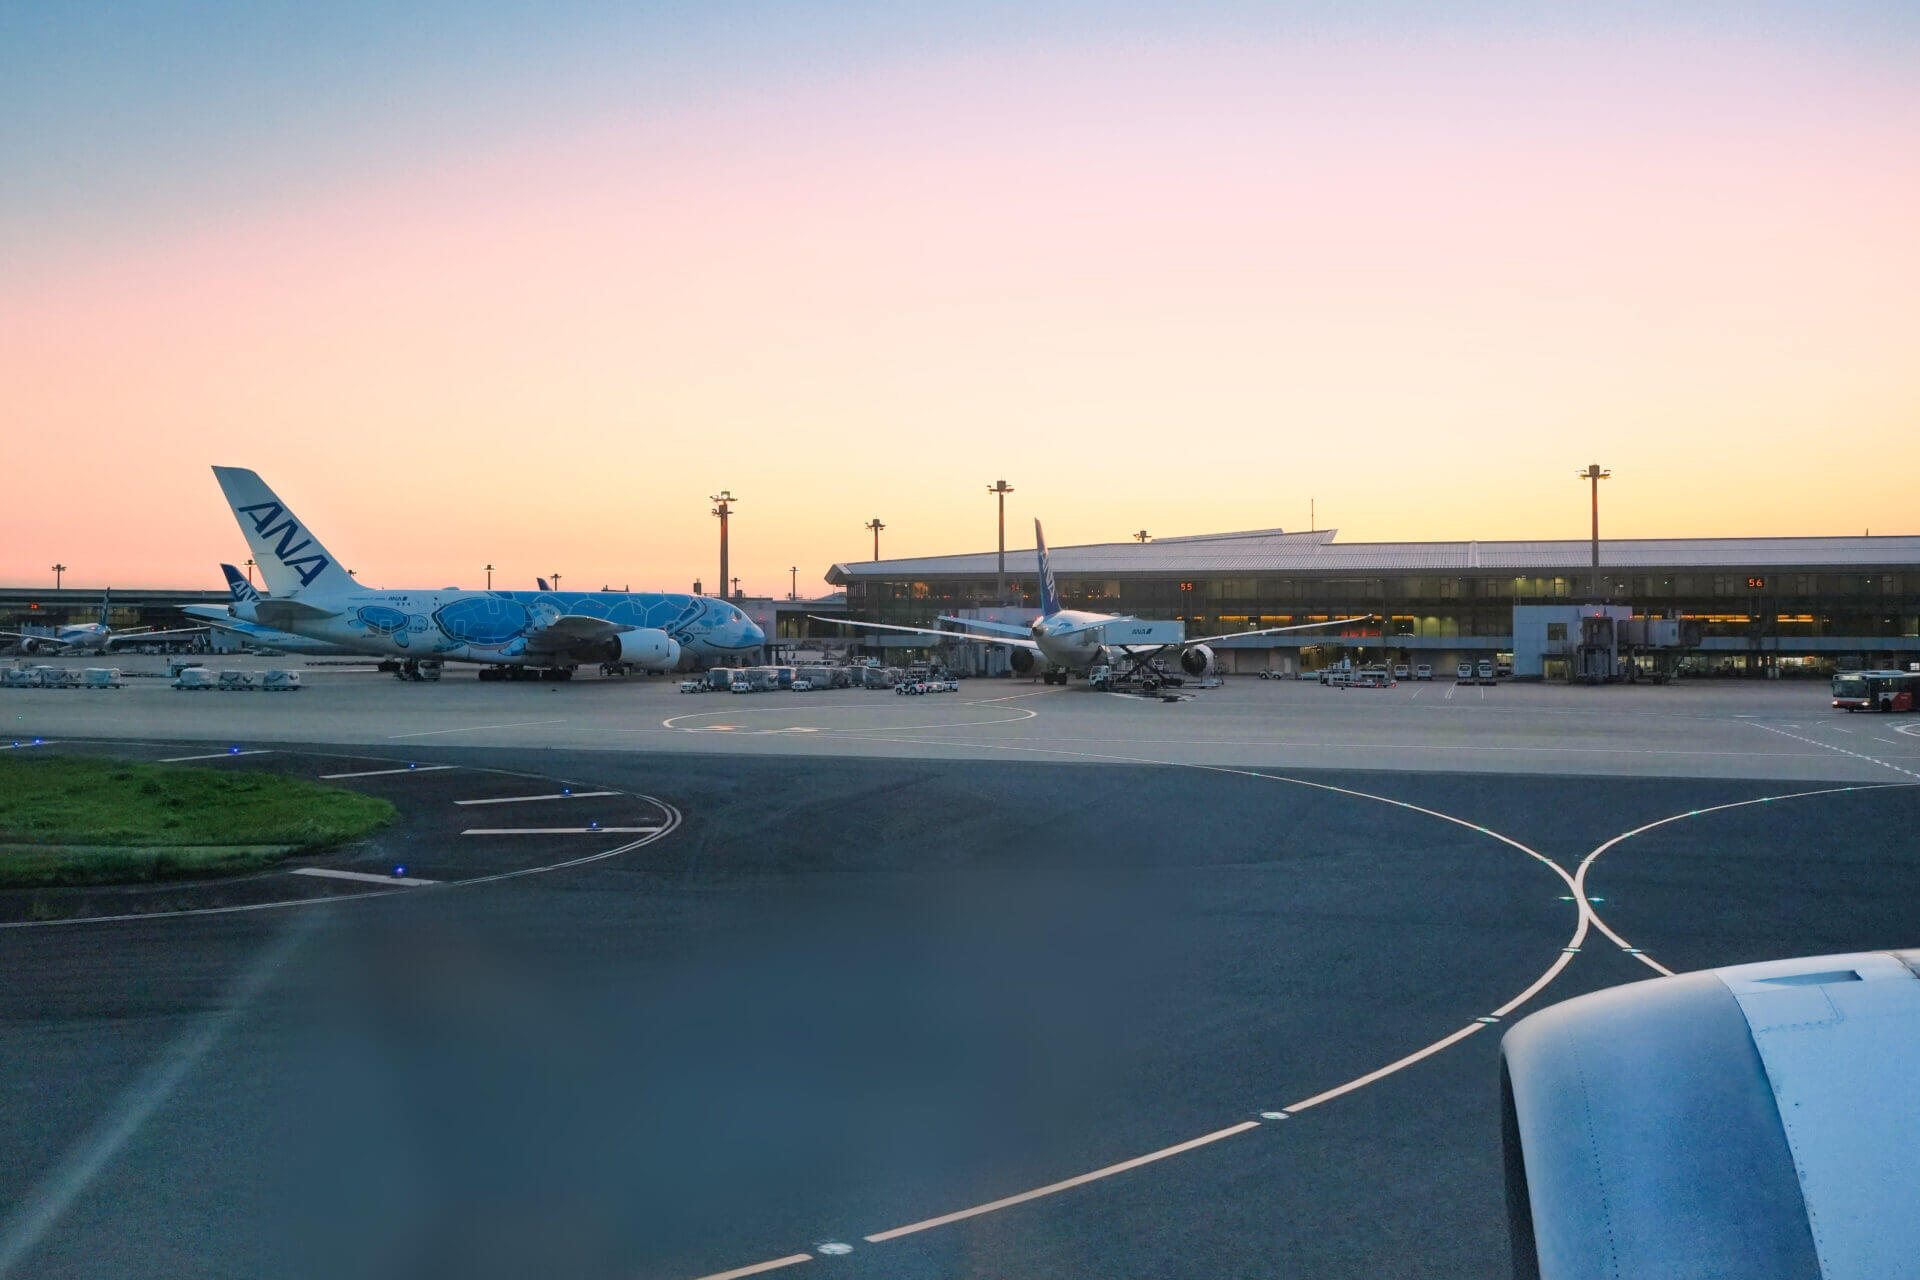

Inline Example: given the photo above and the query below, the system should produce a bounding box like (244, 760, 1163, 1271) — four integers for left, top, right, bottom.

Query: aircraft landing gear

(393, 659, 443, 682)
(542, 667, 573, 682)
(477, 666, 509, 682)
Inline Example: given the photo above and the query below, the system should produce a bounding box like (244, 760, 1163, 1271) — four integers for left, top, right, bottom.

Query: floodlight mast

(1577, 464, 1611, 597)
(864, 518, 885, 561)
(986, 480, 1014, 603)
(711, 491, 738, 601)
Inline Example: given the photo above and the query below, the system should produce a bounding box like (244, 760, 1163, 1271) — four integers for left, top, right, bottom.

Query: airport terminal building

(826, 527, 1920, 678)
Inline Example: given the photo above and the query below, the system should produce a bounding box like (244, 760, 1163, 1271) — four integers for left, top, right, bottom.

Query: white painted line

(0, 741, 53, 751)
(0, 918, 311, 1273)
(289, 866, 437, 887)
(318, 765, 457, 779)
(385, 719, 567, 740)
(1285, 1023, 1487, 1112)
(158, 750, 271, 762)
(462, 826, 660, 836)
(689, 1254, 812, 1280)
(453, 791, 618, 806)
(863, 1120, 1261, 1243)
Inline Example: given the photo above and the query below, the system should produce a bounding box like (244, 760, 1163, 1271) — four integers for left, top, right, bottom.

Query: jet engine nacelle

(591, 628, 679, 672)
(17, 636, 42, 656)
(1179, 644, 1215, 677)
(1009, 647, 1040, 675)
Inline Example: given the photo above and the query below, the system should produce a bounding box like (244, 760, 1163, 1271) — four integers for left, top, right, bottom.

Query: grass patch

(0, 756, 396, 887)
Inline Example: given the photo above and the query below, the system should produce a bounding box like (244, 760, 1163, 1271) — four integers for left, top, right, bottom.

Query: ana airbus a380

(212, 467, 764, 680)
(819, 519, 1371, 687)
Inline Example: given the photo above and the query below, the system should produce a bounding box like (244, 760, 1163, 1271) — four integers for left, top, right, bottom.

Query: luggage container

(260, 670, 303, 692)
(217, 669, 256, 691)
(173, 668, 218, 690)
(33, 666, 75, 688)
(0, 667, 38, 689)
(80, 667, 122, 689)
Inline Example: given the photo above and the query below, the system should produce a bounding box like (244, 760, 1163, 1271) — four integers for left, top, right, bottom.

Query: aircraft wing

(103, 626, 207, 647)
(933, 615, 1035, 639)
(1175, 615, 1378, 647)
(810, 616, 1042, 652)
(521, 614, 633, 655)
(252, 598, 341, 631)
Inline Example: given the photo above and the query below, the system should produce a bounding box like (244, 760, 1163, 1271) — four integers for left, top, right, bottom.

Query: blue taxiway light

(393, 865, 408, 877)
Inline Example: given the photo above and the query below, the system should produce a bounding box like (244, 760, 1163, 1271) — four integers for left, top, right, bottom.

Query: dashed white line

(318, 765, 457, 779)
(288, 866, 437, 887)
(453, 791, 619, 806)
(158, 750, 271, 762)
(1749, 721, 1920, 780)
(688, 1254, 813, 1280)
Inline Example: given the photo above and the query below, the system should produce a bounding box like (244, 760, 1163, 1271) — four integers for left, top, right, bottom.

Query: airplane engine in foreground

(1008, 647, 1040, 675)
(590, 628, 679, 672)
(1502, 951, 1920, 1279)
(1179, 644, 1215, 677)
(17, 636, 44, 656)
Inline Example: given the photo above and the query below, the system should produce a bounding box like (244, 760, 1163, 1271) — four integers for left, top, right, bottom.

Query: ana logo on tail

(234, 501, 331, 588)
(221, 564, 262, 604)
(1035, 518, 1061, 616)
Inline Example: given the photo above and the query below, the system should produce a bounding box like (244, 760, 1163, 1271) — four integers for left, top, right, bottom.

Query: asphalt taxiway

(1, 670, 1914, 1278)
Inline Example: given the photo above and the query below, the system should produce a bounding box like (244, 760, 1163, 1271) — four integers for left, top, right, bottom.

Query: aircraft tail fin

(211, 467, 362, 598)
(221, 563, 263, 605)
(537, 577, 551, 592)
(1035, 519, 1060, 616)
(100, 589, 110, 628)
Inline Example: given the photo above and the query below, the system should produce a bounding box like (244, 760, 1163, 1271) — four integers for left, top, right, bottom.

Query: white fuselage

(1030, 609, 1117, 670)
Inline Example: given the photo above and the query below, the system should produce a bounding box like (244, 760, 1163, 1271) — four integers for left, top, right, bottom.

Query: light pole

(986, 480, 1014, 602)
(1576, 464, 1611, 598)
(731, 575, 741, 600)
(789, 566, 798, 600)
(1133, 530, 1150, 543)
(243, 558, 256, 585)
(864, 517, 885, 561)
(484, 563, 494, 590)
(711, 491, 737, 604)
(550, 572, 561, 592)
(51, 563, 66, 590)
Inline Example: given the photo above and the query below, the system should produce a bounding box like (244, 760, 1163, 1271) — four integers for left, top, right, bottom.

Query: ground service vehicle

(790, 679, 812, 691)
(680, 679, 704, 693)
(1415, 664, 1432, 680)
(1832, 669, 1920, 711)
(1393, 663, 1410, 680)
(1456, 662, 1474, 682)
(1477, 660, 1496, 685)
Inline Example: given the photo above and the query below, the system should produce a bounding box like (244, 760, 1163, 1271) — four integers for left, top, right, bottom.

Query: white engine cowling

(18, 636, 43, 656)
(1179, 644, 1215, 677)
(592, 628, 679, 672)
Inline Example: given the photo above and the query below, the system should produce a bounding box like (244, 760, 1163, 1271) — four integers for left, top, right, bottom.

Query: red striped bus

(1831, 669, 1920, 712)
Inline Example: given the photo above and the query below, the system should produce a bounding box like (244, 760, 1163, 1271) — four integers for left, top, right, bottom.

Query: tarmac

(1, 664, 1915, 1278)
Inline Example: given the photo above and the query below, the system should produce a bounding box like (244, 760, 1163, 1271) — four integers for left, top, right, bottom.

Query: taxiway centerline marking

(863, 1121, 1262, 1243)
(462, 826, 660, 835)
(385, 719, 566, 739)
(289, 866, 437, 886)
(688, 1254, 813, 1280)
(1573, 779, 1919, 977)
(453, 791, 619, 805)
(1748, 722, 1920, 780)
(158, 750, 271, 762)
(318, 765, 457, 779)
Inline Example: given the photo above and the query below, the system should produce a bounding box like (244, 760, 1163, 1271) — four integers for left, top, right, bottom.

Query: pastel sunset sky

(4, 3, 1917, 595)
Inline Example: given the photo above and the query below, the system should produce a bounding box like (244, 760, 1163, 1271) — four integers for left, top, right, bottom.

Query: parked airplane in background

(819, 519, 1372, 688)
(1, 590, 204, 656)
(212, 467, 764, 680)
(179, 567, 363, 656)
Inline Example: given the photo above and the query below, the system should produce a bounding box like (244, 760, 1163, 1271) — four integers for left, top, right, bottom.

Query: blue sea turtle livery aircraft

(212, 467, 764, 680)
(820, 518, 1372, 688)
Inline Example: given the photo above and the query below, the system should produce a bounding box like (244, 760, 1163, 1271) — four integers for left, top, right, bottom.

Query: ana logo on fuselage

(235, 501, 331, 589)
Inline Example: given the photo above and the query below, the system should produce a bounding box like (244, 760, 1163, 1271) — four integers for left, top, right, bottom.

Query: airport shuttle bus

(1831, 669, 1920, 712)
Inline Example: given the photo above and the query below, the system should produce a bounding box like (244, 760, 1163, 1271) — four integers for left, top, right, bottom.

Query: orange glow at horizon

(4, 34, 1918, 595)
